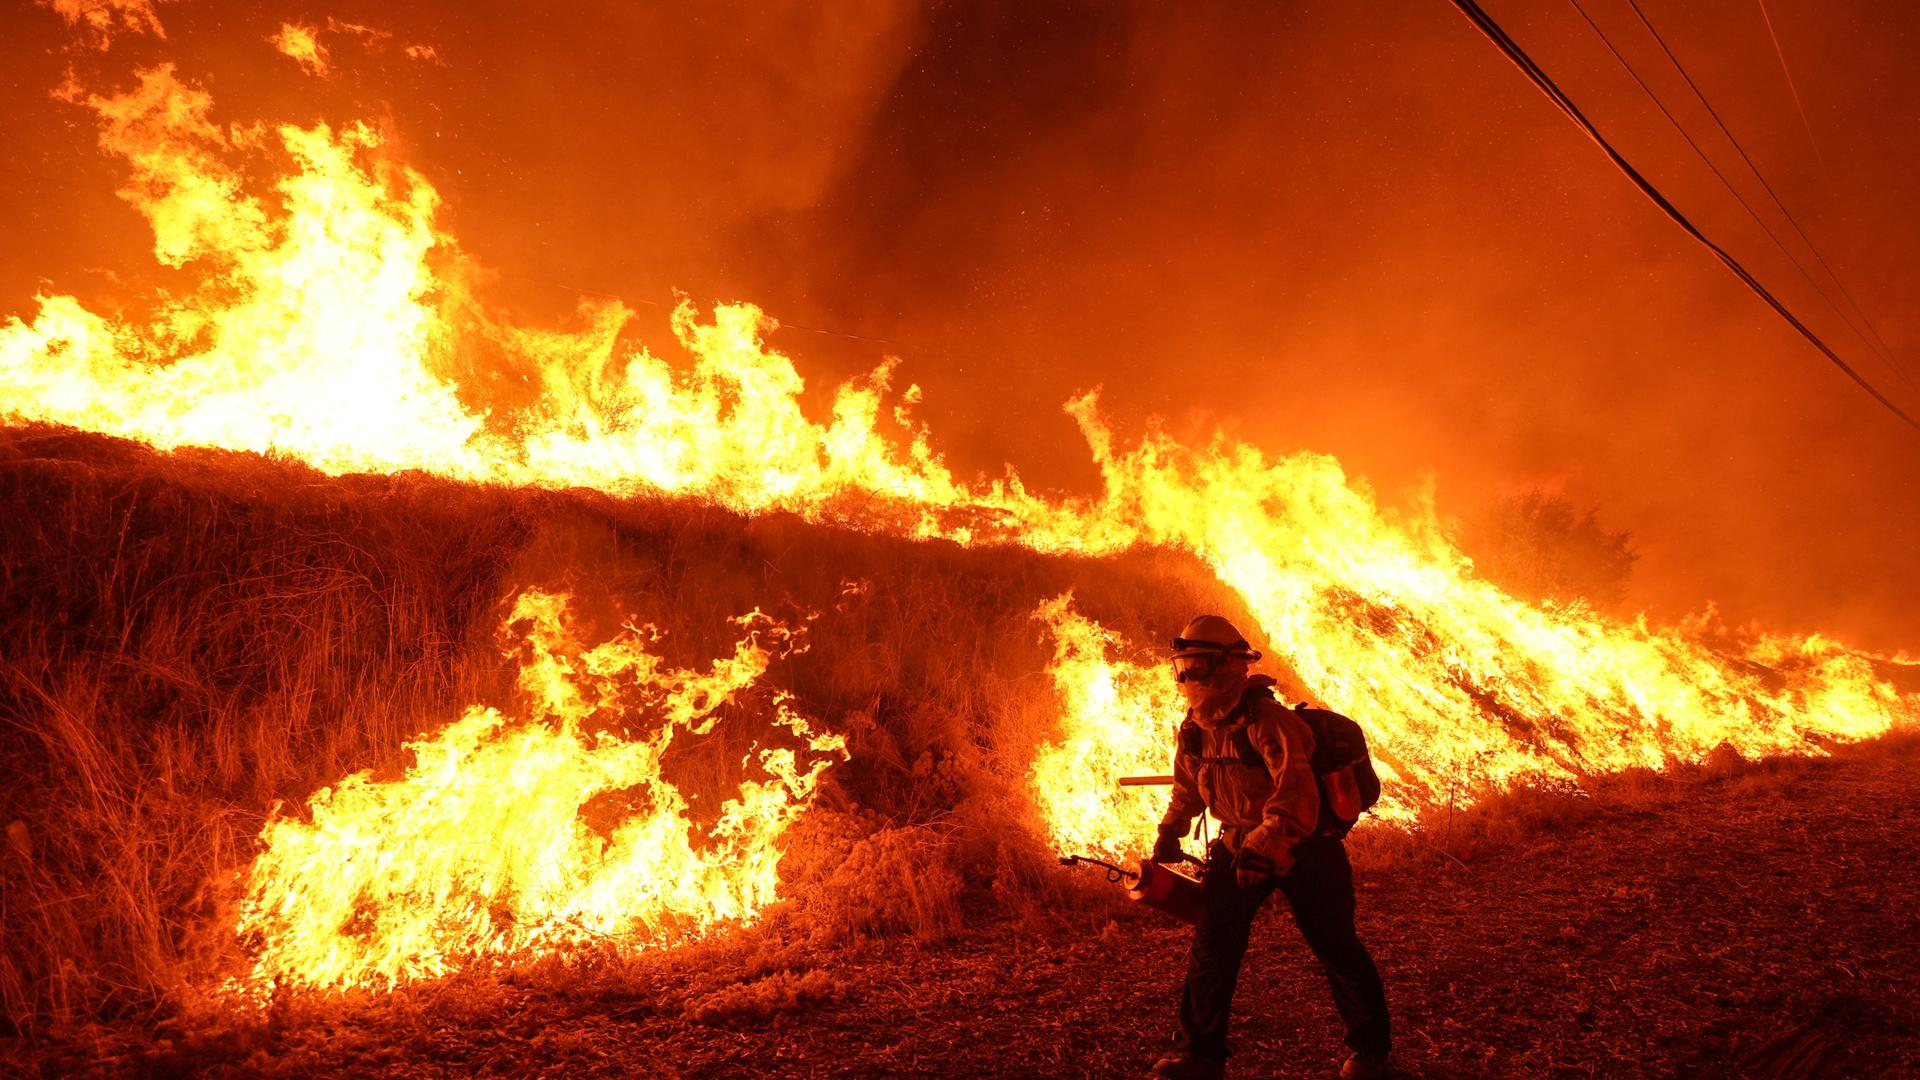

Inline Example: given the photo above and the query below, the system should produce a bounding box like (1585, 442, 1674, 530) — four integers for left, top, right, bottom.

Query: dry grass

(13, 425, 1897, 1049)
(1343, 733, 1905, 878)
(0, 426, 1244, 1034)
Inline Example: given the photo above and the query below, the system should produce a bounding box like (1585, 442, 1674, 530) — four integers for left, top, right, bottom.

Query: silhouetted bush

(1458, 488, 1637, 610)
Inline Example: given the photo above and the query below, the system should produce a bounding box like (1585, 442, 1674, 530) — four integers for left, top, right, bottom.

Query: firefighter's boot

(1338, 1051, 1390, 1079)
(1150, 1054, 1225, 1080)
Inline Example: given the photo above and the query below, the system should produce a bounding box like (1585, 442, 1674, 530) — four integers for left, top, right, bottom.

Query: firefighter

(1148, 615, 1391, 1080)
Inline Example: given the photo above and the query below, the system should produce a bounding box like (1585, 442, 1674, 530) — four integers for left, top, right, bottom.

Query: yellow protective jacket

(1159, 677, 1320, 876)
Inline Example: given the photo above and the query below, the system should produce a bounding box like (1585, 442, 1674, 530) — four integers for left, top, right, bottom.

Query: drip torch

(1058, 852, 1207, 925)
(1060, 772, 1205, 924)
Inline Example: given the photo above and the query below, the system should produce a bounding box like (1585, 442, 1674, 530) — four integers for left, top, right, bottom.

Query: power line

(1754, 0, 1831, 183)
(1444, 0, 1920, 433)
(1619, 0, 1910, 388)
(1563, 0, 1903, 390)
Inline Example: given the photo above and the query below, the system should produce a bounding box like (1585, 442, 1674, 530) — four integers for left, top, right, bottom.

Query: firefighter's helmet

(1170, 615, 1261, 683)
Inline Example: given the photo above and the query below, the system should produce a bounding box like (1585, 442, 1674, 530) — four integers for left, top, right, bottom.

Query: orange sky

(3, 0, 1916, 650)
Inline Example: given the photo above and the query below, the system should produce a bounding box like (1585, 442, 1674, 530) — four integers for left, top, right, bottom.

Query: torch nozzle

(1059, 853, 1140, 883)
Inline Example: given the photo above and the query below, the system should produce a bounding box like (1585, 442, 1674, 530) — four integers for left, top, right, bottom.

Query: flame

(42, 0, 165, 47)
(270, 24, 329, 76)
(232, 590, 846, 994)
(2, 52, 1916, 954)
(1026, 595, 1186, 862)
(6, 67, 490, 479)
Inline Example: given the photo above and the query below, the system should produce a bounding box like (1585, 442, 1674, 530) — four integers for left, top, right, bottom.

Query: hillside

(0, 425, 1248, 1030)
(3, 427, 1917, 1080)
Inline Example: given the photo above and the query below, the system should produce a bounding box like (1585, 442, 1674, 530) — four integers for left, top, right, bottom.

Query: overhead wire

(1618, 0, 1910, 388)
(1563, 0, 1902, 389)
(1444, 0, 1920, 433)
(1753, 0, 1831, 183)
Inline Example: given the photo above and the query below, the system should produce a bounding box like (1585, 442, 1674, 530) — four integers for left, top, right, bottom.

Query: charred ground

(1, 428, 1915, 1078)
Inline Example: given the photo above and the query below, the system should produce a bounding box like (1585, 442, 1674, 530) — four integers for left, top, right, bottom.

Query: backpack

(1178, 682, 1381, 839)
(1287, 700, 1382, 838)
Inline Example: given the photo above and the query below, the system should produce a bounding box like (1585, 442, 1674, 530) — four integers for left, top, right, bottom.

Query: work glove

(1151, 825, 1186, 865)
(1233, 847, 1278, 888)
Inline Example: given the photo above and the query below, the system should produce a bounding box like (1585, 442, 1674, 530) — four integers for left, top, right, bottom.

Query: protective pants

(1175, 836, 1391, 1061)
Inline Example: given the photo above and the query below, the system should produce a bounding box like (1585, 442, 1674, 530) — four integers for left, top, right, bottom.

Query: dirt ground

(13, 738, 1919, 1080)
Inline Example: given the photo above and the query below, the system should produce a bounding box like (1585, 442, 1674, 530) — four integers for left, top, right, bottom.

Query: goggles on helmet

(1172, 653, 1226, 684)
(1168, 636, 1262, 683)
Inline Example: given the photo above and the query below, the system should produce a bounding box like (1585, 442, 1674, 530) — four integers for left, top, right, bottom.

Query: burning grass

(3, 422, 1916, 1049)
(5, 12, 1915, 1069)
(0, 425, 1245, 1032)
(6, 53, 1913, 1032)
(2, 426, 1916, 1077)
